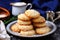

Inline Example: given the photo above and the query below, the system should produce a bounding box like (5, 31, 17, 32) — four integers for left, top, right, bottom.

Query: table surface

(8, 20, 60, 40)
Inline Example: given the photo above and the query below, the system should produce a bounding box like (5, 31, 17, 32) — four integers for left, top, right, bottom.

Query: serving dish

(0, 7, 10, 20)
(6, 20, 57, 38)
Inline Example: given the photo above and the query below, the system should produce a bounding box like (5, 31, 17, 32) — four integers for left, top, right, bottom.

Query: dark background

(0, 0, 60, 17)
(21, 0, 60, 18)
(22, 0, 60, 11)
(56, 0, 60, 11)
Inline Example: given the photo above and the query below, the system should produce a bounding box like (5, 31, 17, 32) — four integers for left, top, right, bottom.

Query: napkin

(0, 20, 10, 40)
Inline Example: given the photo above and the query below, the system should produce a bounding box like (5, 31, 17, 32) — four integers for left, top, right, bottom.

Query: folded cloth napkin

(0, 20, 10, 40)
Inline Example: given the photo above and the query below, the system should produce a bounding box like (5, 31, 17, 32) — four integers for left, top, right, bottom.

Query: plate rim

(6, 20, 57, 37)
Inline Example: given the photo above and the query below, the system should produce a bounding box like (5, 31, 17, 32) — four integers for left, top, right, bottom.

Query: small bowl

(6, 20, 57, 38)
(0, 7, 10, 19)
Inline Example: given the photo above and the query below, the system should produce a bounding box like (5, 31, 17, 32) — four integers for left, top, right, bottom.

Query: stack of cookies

(11, 9, 51, 36)
(32, 16, 46, 28)
(25, 9, 50, 34)
(17, 14, 35, 36)
(32, 16, 50, 34)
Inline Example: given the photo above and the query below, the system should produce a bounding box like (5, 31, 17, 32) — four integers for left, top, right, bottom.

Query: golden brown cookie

(36, 26, 51, 34)
(17, 24, 33, 31)
(18, 14, 30, 21)
(17, 20, 31, 25)
(25, 9, 40, 18)
(33, 23, 46, 28)
(20, 30, 35, 36)
(11, 23, 20, 32)
(32, 16, 45, 23)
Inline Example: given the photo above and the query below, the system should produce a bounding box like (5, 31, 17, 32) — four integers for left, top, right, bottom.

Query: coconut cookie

(11, 23, 20, 32)
(36, 27, 51, 34)
(17, 24, 33, 31)
(18, 14, 30, 21)
(20, 30, 35, 36)
(25, 9, 40, 18)
(32, 16, 45, 23)
(33, 22, 46, 28)
(17, 20, 31, 25)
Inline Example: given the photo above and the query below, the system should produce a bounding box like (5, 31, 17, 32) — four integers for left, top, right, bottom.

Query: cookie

(33, 23, 46, 28)
(25, 9, 40, 18)
(18, 14, 30, 21)
(17, 24, 33, 31)
(20, 30, 35, 36)
(17, 20, 31, 25)
(11, 23, 20, 32)
(36, 26, 51, 34)
(32, 16, 45, 23)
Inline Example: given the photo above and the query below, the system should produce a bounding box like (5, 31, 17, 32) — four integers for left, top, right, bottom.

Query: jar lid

(10, 2, 26, 6)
